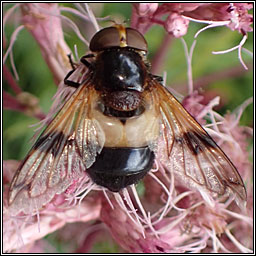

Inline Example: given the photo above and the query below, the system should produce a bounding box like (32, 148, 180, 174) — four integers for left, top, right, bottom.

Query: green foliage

(4, 25, 56, 160)
(101, 2, 131, 20)
(3, 111, 37, 159)
(90, 240, 121, 253)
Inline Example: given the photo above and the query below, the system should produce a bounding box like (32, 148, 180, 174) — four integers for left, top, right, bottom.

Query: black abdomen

(87, 147, 155, 192)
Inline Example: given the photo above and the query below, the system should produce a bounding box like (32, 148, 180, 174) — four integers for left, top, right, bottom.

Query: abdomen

(86, 92, 159, 192)
(87, 147, 155, 192)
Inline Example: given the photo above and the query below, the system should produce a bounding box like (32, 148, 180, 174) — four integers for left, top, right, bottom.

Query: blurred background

(3, 3, 253, 253)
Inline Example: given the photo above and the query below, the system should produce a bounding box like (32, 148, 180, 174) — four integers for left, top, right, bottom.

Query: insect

(8, 24, 246, 214)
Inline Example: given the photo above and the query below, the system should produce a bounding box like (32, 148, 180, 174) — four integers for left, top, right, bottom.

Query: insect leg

(64, 54, 81, 88)
(80, 54, 95, 68)
(68, 53, 77, 70)
(64, 54, 95, 88)
(64, 69, 81, 88)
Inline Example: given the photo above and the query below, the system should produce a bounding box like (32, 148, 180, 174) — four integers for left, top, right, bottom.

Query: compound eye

(126, 28, 148, 52)
(89, 26, 148, 52)
(89, 27, 121, 52)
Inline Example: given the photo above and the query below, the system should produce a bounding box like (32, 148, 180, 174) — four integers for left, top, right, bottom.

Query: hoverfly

(8, 24, 246, 214)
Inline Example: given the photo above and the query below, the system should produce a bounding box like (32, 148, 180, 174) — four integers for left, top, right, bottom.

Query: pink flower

(3, 3, 253, 253)
(132, 3, 253, 36)
(21, 3, 73, 84)
(164, 13, 190, 38)
(134, 3, 159, 17)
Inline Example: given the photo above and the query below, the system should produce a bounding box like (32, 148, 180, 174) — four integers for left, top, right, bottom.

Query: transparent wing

(8, 82, 105, 215)
(152, 81, 246, 207)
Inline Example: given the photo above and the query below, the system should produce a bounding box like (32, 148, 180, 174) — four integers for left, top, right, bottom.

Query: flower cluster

(132, 3, 253, 36)
(3, 3, 253, 253)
